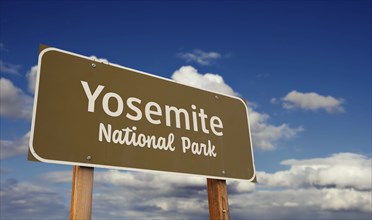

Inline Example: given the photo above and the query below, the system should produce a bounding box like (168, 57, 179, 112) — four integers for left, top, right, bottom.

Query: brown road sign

(29, 46, 256, 181)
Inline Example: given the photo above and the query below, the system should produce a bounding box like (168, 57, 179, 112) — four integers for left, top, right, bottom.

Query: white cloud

(9, 152, 371, 219)
(230, 187, 371, 219)
(178, 50, 221, 65)
(230, 188, 321, 219)
(248, 108, 303, 150)
(172, 66, 237, 96)
(0, 132, 30, 159)
(59, 170, 208, 219)
(0, 60, 21, 75)
(231, 152, 371, 217)
(38, 170, 253, 219)
(228, 180, 256, 193)
(0, 178, 69, 219)
(321, 188, 371, 212)
(280, 90, 345, 113)
(172, 66, 302, 150)
(96, 153, 370, 217)
(258, 153, 371, 191)
(90, 55, 109, 64)
(39, 171, 72, 184)
(26, 65, 38, 94)
(0, 78, 33, 119)
(94, 170, 206, 192)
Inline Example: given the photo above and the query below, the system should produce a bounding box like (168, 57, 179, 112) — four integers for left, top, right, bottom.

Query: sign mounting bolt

(215, 95, 219, 100)
(91, 63, 96, 68)
(222, 170, 225, 174)
(86, 156, 92, 161)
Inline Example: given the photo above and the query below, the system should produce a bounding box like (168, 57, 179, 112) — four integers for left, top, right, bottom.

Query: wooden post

(70, 166, 94, 220)
(207, 178, 230, 220)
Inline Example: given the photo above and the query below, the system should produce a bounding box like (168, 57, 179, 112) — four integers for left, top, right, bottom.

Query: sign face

(29, 47, 256, 181)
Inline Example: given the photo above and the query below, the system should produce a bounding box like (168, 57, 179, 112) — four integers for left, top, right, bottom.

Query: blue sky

(1, 0, 371, 219)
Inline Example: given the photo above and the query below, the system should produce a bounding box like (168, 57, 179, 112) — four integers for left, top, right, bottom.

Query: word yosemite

(81, 81, 224, 136)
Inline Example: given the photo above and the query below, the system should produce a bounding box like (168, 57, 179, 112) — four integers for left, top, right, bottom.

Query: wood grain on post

(70, 166, 94, 220)
(207, 178, 230, 220)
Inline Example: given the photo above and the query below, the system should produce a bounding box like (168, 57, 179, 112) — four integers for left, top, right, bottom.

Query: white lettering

(83, 81, 225, 137)
(99, 123, 111, 142)
(145, 102, 162, 125)
(102, 92, 124, 117)
(191, 104, 198, 132)
(210, 116, 224, 136)
(99, 123, 175, 152)
(165, 105, 190, 130)
(126, 97, 142, 121)
(198, 108, 209, 134)
(181, 137, 191, 153)
(112, 129, 122, 144)
(81, 81, 104, 112)
(181, 136, 216, 157)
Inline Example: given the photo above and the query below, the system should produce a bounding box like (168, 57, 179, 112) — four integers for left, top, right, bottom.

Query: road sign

(29, 46, 256, 181)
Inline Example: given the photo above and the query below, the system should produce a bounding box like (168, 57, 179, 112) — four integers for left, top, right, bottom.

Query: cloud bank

(3, 152, 369, 219)
(0, 178, 69, 220)
(0, 132, 30, 160)
(259, 152, 371, 191)
(277, 90, 345, 113)
(94, 153, 370, 218)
